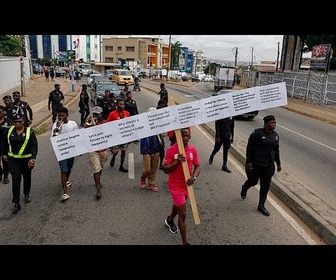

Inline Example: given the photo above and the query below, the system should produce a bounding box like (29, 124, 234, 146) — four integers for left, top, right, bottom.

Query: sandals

(66, 181, 72, 188)
(147, 184, 159, 192)
(140, 180, 146, 190)
(61, 193, 70, 201)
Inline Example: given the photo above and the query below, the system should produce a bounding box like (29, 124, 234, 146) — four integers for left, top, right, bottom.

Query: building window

(117, 46, 122, 51)
(126, 46, 135, 52)
(106, 57, 114, 63)
(105, 46, 113, 51)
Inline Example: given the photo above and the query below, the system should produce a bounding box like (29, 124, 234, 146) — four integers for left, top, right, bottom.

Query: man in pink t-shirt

(163, 128, 200, 245)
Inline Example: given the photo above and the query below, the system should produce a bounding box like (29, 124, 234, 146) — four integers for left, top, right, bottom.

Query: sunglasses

(13, 120, 23, 123)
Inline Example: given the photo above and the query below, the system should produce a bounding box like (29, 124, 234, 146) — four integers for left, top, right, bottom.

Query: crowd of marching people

(1, 79, 282, 245)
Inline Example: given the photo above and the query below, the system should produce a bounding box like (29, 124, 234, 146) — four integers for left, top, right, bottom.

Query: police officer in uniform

(240, 115, 281, 216)
(1, 113, 38, 214)
(48, 84, 65, 123)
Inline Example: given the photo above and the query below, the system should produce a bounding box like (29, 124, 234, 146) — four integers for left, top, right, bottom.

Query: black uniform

(2, 126, 38, 205)
(0, 116, 11, 183)
(242, 127, 280, 203)
(78, 87, 90, 126)
(48, 89, 64, 123)
(12, 100, 33, 127)
(209, 117, 234, 172)
(124, 98, 139, 116)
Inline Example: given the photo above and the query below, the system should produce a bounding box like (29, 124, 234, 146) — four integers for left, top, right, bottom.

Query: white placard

(51, 82, 287, 161)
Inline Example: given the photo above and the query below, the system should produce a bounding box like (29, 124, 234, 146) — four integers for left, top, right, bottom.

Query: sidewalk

(1, 74, 81, 130)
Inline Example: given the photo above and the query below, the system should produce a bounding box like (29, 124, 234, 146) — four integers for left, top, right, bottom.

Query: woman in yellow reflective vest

(1, 113, 38, 214)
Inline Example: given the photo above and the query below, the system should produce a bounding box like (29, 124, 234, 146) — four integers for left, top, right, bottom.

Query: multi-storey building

(28, 35, 102, 64)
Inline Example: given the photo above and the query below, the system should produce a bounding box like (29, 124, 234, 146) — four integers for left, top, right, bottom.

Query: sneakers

(140, 179, 146, 189)
(147, 184, 159, 192)
(165, 216, 178, 234)
(66, 181, 72, 188)
(209, 155, 214, 164)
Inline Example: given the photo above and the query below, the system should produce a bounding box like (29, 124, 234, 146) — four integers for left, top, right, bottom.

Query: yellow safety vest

(7, 126, 32, 158)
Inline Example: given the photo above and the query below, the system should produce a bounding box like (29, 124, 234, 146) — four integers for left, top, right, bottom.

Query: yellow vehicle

(111, 69, 134, 86)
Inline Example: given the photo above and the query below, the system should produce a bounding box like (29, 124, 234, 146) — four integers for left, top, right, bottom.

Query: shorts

(170, 191, 189, 207)
(89, 151, 108, 173)
(59, 157, 75, 173)
(110, 143, 129, 154)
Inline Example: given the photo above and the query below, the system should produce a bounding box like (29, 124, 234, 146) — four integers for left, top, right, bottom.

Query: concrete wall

(0, 57, 31, 96)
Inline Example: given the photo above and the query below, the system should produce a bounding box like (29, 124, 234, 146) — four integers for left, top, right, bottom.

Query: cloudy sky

(158, 35, 284, 63)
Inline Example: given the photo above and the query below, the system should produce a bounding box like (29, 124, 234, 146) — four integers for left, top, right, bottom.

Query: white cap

(92, 106, 103, 114)
(148, 107, 157, 112)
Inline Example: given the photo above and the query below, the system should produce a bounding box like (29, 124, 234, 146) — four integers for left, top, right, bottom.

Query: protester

(84, 106, 108, 199)
(106, 98, 130, 172)
(240, 115, 281, 216)
(78, 84, 90, 127)
(208, 116, 234, 173)
(2, 113, 38, 214)
(163, 128, 200, 245)
(12, 91, 33, 127)
(51, 106, 79, 201)
(139, 107, 161, 192)
(48, 84, 65, 123)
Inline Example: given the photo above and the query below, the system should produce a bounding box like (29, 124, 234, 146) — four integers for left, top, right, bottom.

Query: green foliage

(170, 41, 182, 69)
(0, 35, 20, 56)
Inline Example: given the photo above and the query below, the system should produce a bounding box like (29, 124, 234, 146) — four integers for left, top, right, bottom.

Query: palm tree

(170, 41, 182, 70)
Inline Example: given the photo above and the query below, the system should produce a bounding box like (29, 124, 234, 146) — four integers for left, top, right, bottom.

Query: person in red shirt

(84, 106, 108, 199)
(163, 128, 200, 245)
(106, 98, 131, 172)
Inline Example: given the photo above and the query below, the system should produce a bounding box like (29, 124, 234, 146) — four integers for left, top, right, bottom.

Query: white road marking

(128, 153, 135, 179)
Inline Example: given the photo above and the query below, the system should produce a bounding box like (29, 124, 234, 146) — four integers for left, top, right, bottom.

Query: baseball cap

(92, 106, 103, 114)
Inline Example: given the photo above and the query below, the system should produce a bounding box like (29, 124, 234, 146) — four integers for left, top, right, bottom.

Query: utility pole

(276, 41, 280, 72)
(234, 47, 238, 84)
(19, 35, 26, 97)
(251, 47, 254, 68)
(168, 35, 172, 79)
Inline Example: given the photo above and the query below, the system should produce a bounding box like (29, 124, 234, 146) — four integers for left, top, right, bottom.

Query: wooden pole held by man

(168, 96, 201, 225)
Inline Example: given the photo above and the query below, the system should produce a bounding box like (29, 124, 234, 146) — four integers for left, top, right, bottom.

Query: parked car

(32, 63, 43, 74)
(90, 80, 121, 105)
(55, 67, 66, 77)
(215, 89, 259, 120)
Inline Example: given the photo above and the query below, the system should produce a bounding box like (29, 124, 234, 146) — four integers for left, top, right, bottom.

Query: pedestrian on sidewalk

(45, 67, 50, 82)
(240, 115, 282, 216)
(51, 106, 79, 202)
(50, 67, 55, 81)
(2, 113, 38, 214)
(163, 128, 200, 245)
(48, 84, 65, 123)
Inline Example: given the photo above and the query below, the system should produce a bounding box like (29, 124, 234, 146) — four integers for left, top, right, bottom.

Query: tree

(0, 35, 20, 56)
(170, 41, 182, 70)
(303, 35, 336, 70)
